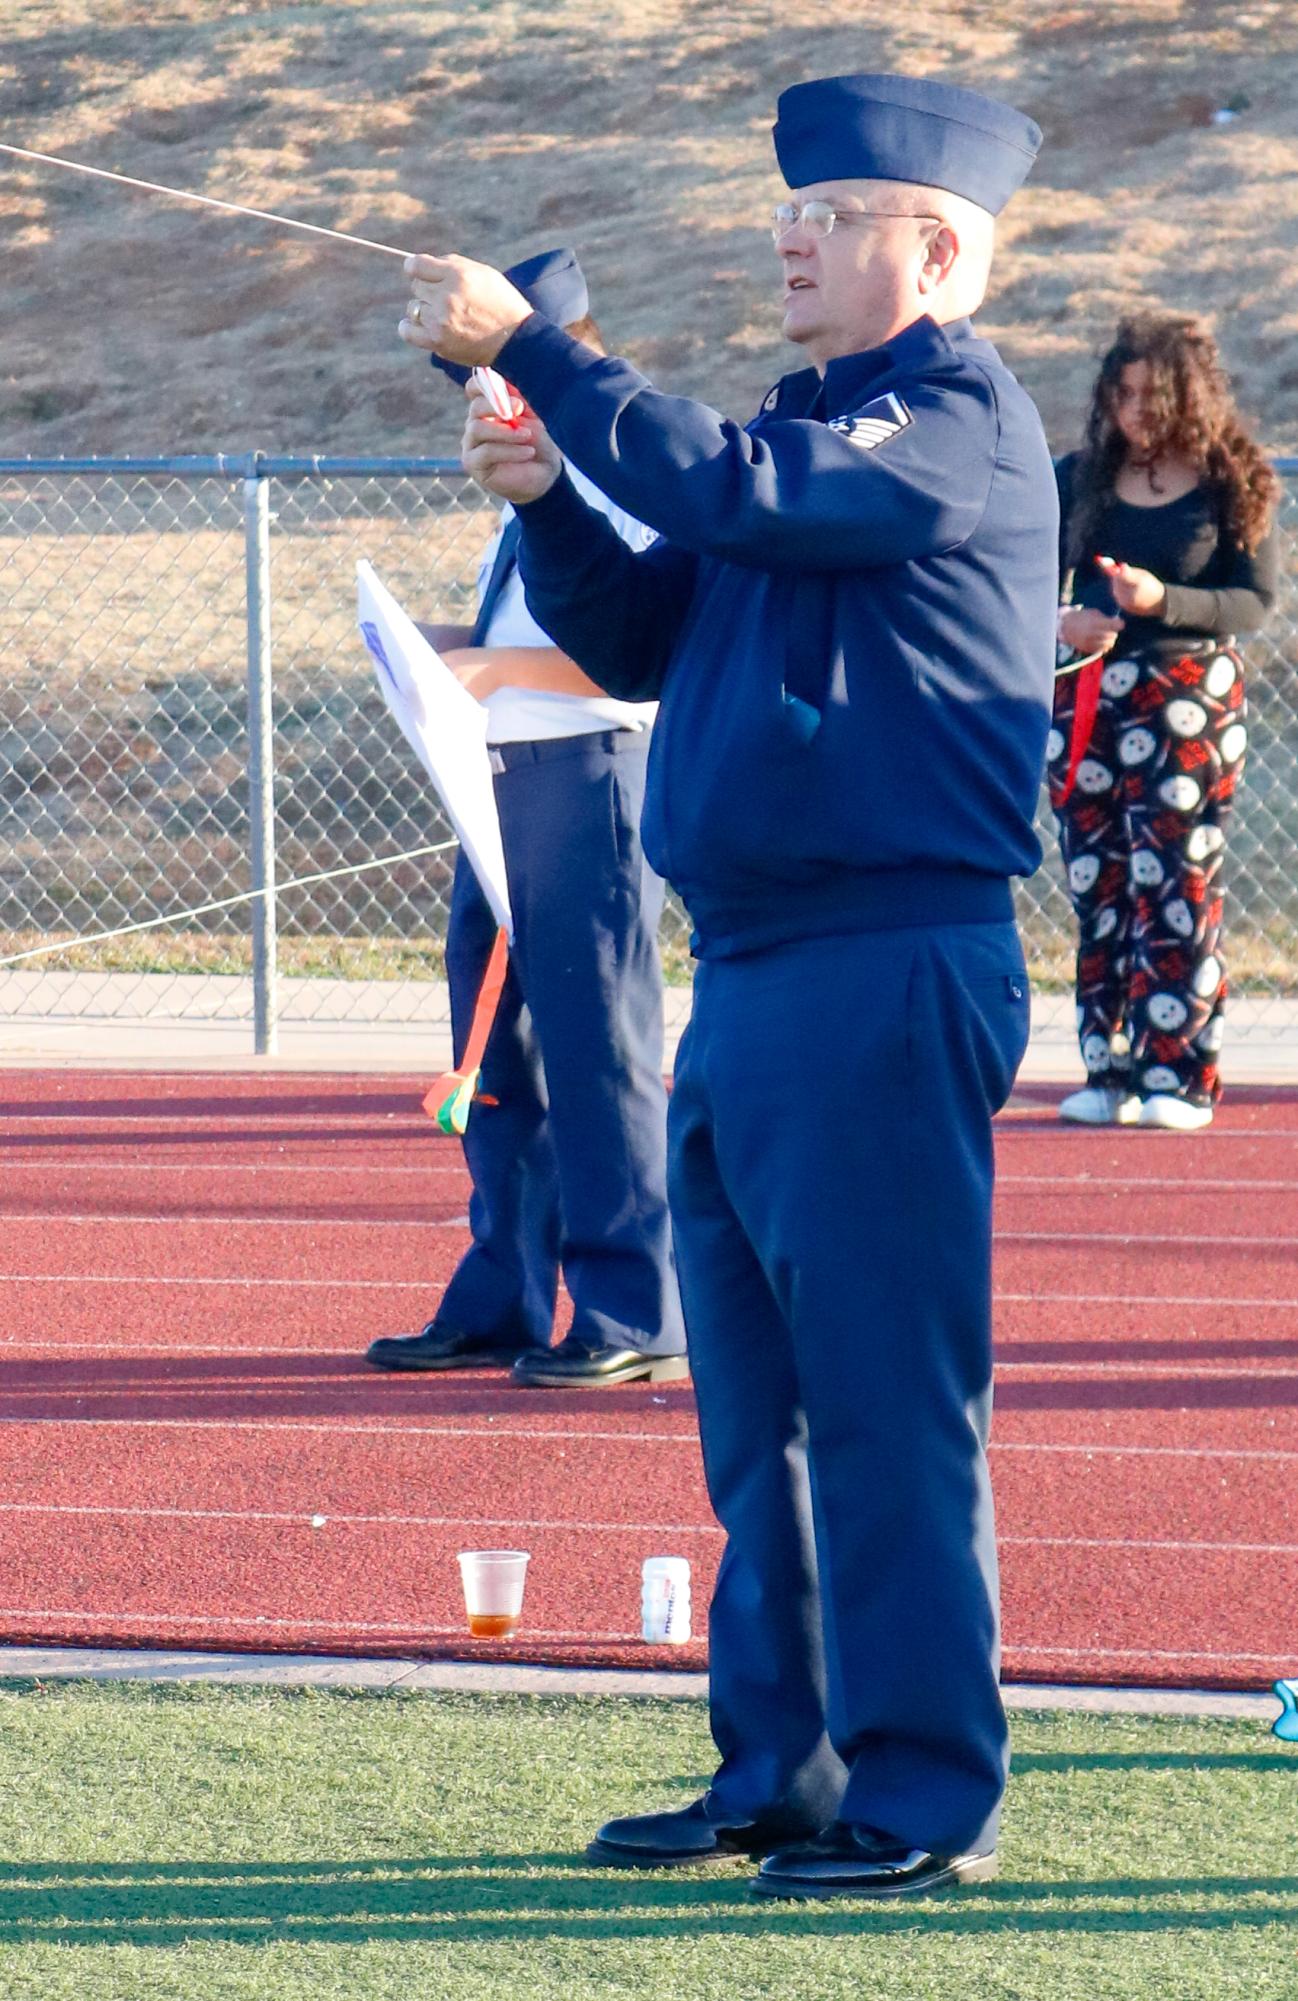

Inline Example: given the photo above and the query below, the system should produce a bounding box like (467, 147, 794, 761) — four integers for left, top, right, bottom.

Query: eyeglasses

(770, 200, 943, 242)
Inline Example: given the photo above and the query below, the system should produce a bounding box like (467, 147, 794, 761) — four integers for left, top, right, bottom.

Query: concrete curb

(0, 1644, 1278, 1721)
(2, 983, 1298, 1081)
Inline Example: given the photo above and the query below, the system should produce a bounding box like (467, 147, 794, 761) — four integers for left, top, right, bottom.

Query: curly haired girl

(1051, 315, 1280, 1129)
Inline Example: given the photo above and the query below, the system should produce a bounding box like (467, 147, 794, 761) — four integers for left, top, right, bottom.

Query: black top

(1056, 449, 1279, 648)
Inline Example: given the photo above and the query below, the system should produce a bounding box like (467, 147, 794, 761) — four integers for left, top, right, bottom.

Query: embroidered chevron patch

(828, 391, 913, 451)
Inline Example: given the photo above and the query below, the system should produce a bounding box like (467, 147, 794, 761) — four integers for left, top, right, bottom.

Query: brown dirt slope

(3, 0, 1298, 460)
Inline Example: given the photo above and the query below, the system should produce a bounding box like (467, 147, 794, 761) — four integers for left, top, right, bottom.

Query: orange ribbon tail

(423, 926, 509, 1134)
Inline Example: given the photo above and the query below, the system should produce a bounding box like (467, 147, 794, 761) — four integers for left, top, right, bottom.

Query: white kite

(357, 558, 511, 938)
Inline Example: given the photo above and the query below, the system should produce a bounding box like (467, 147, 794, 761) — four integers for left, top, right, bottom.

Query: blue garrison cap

(773, 73, 1041, 215)
(429, 246, 589, 385)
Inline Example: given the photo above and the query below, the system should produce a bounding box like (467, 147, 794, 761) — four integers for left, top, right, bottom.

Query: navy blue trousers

(438, 730, 684, 1357)
(669, 920, 1030, 1853)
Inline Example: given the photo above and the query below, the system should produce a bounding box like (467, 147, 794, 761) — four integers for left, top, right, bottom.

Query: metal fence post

(243, 456, 278, 1054)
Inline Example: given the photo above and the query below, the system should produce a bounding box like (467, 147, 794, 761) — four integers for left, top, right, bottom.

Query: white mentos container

(641, 1556, 691, 1644)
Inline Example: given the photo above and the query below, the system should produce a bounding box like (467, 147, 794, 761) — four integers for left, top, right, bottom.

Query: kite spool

(469, 366, 517, 423)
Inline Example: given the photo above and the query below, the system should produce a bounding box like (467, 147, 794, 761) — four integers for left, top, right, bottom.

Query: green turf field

(0, 1682, 1294, 2000)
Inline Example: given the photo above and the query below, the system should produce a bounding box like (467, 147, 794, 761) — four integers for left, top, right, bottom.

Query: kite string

(0, 839, 458, 969)
(0, 142, 412, 261)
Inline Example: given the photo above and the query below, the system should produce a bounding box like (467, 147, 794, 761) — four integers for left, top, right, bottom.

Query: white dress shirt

(478, 463, 659, 745)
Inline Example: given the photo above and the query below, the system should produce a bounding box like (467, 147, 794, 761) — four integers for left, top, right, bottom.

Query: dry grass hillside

(4, 0, 1298, 461)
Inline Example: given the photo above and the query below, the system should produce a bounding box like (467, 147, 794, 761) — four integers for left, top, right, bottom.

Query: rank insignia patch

(828, 392, 913, 450)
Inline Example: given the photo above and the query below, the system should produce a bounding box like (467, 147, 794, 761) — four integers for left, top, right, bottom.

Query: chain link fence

(1, 454, 1296, 1044)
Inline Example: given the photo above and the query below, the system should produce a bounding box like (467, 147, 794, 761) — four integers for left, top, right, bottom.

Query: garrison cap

(773, 73, 1041, 216)
(430, 246, 589, 385)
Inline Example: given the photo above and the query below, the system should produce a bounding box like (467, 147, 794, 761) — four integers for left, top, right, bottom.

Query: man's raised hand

(398, 252, 532, 366)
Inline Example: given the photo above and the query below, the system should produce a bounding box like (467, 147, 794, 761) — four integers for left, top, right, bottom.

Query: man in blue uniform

(398, 73, 1057, 1896)
(368, 249, 686, 1388)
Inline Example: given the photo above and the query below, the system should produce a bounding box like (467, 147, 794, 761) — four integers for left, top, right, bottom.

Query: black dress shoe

(511, 1337, 690, 1388)
(365, 1324, 529, 1371)
(751, 1822, 998, 1900)
(588, 1796, 803, 1869)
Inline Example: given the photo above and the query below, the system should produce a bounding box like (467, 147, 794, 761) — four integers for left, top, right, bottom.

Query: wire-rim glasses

(771, 200, 943, 242)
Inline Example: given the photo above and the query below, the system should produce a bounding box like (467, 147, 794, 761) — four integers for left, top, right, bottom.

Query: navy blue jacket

(498, 311, 1058, 957)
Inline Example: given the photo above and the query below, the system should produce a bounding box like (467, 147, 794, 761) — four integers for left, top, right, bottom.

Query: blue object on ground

(1272, 1680, 1298, 1741)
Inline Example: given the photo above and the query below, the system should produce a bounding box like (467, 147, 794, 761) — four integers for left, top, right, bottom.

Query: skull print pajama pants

(1048, 641, 1248, 1106)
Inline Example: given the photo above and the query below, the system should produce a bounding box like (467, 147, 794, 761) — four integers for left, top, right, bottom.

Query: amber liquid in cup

(467, 1611, 520, 1638)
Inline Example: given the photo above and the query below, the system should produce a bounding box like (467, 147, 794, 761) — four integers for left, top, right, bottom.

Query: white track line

(1, 1414, 1294, 1462)
(994, 1439, 1298, 1461)
(0, 1072, 429, 1084)
(996, 1128, 1298, 1142)
(0, 1501, 719, 1535)
(0, 1397, 1287, 1461)
(1, 1213, 1286, 1250)
(0, 1114, 432, 1129)
(0, 1273, 432, 1288)
(0, 1415, 693, 1439)
(16, 1161, 1274, 1188)
(5, 1163, 1279, 1187)
(11, 1344, 1277, 1379)
(0, 1212, 466, 1229)
(0, 1342, 375, 1354)
(1, 1216, 1279, 1247)
(0, 1160, 462, 1177)
(1007, 1642, 1291, 1666)
(0, 1606, 637, 1642)
(0, 1608, 1273, 1666)
(5, 1331, 1269, 1356)
(1000, 1533, 1297, 1555)
(995, 1361, 1298, 1378)
(9, 1214, 1285, 1246)
(1007, 1327, 1290, 1346)
(999, 1230, 1296, 1247)
(21, 1110, 1287, 1138)
(0, 1163, 1137, 1183)
(1002, 1288, 1295, 1309)
(3, 1276, 1291, 1308)
(0, 1502, 1287, 1555)
(999, 1175, 1298, 1191)
(0, 1399, 1290, 1461)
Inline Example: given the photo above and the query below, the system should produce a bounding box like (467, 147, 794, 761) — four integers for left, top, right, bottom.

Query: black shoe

(587, 1796, 803, 1869)
(511, 1337, 689, 1388)
(365, 1324, 529, 1372)
(750, 1822, 998, 1900)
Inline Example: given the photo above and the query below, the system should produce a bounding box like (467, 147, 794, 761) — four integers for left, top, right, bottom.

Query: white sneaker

(1138, 1094, 1214, 1131)
(1058, 1086, 1141, 1126)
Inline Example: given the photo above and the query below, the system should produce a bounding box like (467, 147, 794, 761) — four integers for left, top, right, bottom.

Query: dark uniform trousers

(439, 729, 684, 1358)
(670, 919, 1030, 1854)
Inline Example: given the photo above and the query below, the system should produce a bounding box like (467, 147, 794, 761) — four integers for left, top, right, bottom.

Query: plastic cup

(641, 1556, 691, 1644)
(458, 1549, 530, 1638)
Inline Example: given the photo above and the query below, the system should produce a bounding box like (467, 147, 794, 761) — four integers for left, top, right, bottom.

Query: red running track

(0, 1068, 1294, 1689)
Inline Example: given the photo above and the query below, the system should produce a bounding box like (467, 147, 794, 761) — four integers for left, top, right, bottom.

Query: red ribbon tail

(1056, 655, 1105, 806)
